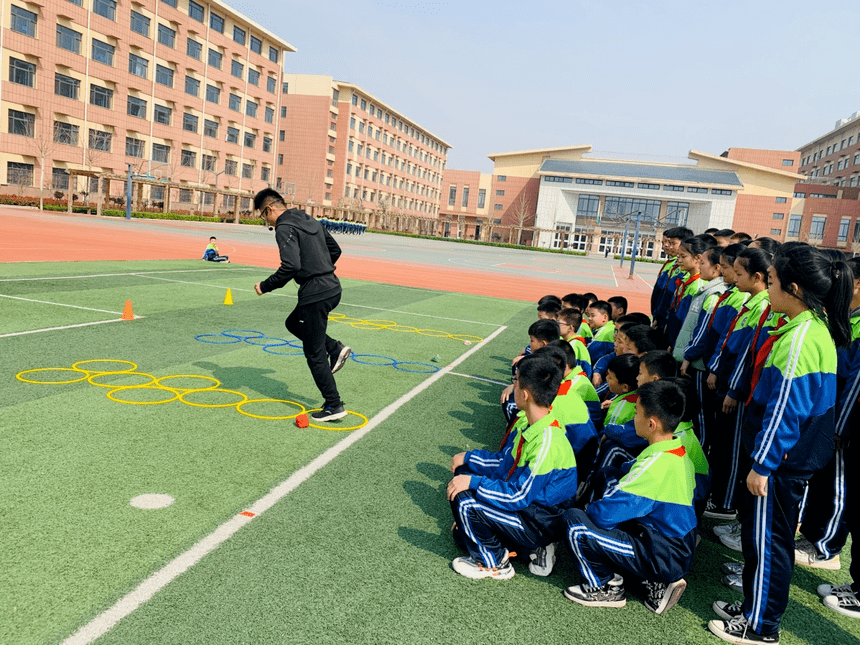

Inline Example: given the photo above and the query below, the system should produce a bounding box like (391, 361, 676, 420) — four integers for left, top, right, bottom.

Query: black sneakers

(563, 577, 626, 608)
(330, 343, 352, 374)
(311, 404, 347, 422)
(708, 615, 779, 643)
(643, 579, 687, 614)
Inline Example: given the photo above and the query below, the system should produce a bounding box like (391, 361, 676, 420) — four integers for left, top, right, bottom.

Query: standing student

(586, 301, 616, 365)
(652, 227, 694, 342)
(665, 237, 709, 351)
(253, 188, 352, 422)
(708, 245, 852, 644)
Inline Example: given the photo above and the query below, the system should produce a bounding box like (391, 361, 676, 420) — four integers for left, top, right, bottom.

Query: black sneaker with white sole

(563, 579, 626, 608)
(823, 588, 860, 618)
(708, 615, 779, 644)
(643, 579, 687, 614)
(330, 343, 352, 374)
(311, 404, 347, 422)
(704, 499, 738, 520)
(713, 599, 744, 621)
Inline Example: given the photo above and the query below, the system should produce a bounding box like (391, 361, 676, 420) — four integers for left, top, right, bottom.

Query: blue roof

(539, 159, 743, 187)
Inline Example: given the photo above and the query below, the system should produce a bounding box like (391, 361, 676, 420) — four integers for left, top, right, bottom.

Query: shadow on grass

(416, 461, 450, 483)
(192, 361, 317, 406)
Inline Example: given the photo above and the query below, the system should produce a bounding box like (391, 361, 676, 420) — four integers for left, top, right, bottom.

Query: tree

(512, 193, 533, 245)
(28, 119, 65, 211)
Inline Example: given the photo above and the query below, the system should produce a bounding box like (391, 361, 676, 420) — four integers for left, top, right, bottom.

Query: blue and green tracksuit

(563, 334, 593, 378)
(578, 322, 593, 344)
(801, 308, 860, 559)
(706, 287, 751, 385)
(675, 420, 711, 515)
(651, 257, 680, 328)
(564, 437, 697, 586)
(588, 321, 616, 365)
(595, 391, 645, 472)
(592, 351, 614, 399)
(453, 411, 579, 566)
(739, 311, 837, 636)
(553, 375, 599, 478)
(665, 273, 703, 350)
(559, 368, 603, 432)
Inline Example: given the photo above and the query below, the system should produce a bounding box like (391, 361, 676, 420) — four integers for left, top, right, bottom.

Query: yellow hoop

(107, 385, 181, 405)
(304, 409, 369, 431)
(450, 334, 484, 343)
(236, 398, 307, 420)
(179, 388, 249, 408)
(16, 367, 90, 385)
(416, 328, 450, 338)
(87, 372, 157, 388)
(72, 359, 138, 374)
(155, 375, 220, 392)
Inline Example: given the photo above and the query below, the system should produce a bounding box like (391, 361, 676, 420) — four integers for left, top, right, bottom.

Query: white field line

(59, 323, 508, 645)
(0, 318, 130, 337)
(0, 268, 256, 282)
(448, 372, 509, 386)
(0, 293, 123, 315)
(138, 274, 502, 327)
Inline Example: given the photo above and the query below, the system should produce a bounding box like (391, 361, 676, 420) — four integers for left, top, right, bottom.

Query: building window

(178, 188, 192, 203)
(130, 10, 150, 37)
(461, 187, 470, 207)
(126, 137, 144, 158)
(158, 24, 176, 48)
(663, 185, 684, 192)
(245, 100, 257, 118)
(577, 178, 603, 185)
(208, 49, 222, 69)
(282, 82, 289, 94)
(231, 59, 243, 79)
(151, 142, 170, 163)
(53, 121, 79, 146)
(224, 160, 237, 176)
(248, 69, 260, 86)
(233, 26, 246, 45)
(770, 228, 782, 235)
(269, 46, 278, 63)
(497, 175, 506, 181)
(88, 128, 111, 151)
(838, 218, 850, 242)
(52, 167, 70, 189)
(90, 84, 113, 109)
(665, 201, 690, 226)
(788, 216, 803, 236)
(185, 75, 200, 97)
(278, 154, 283, 165)
(9, 58, 35, 87)
(187, 38, 202, 60)
(92, 39, 115, 66)
(775, 196, 787, 203)
(226, 126, 239, 144)
(7, 162, 34, 186)
(56, 25, 82, 53)
(267, 76, 276, 93)
(265, 107, 274, 124)
(263, 136, 272, 153)
(606, 180, 633, 187)
(495, 189, 505, 196)
(11, 6, 37, 37)
(129, 54, 148, 78)
(155, 65, 174, 87)
(127, 96, 147, 118)
(711, 188, 732, 195)
(161, 0, 178, 8)
(242, 163, 253, 179)
(637, 183, 660, 190)
(448, 185, 457, 206)
(477, 189, 486, 209)
(493, 204, 503, 210)
(183, 113, 198, 133)
(781, 159, 794, 166)
(202, 154, 216, 171)
(229, 93, 241, 111)
(181, 149, 196, 168)
(153, 104, 171, 125)
(204, 119, 218, 138)
(250, 35, 261, 54)
(209, 12, 224, 33)
(206, 84, 220, 104)
(93, 0, 117, 21)
(243, 131, 256, 148)
(281, 106, 287, 118)
(188, 0, 204, 22)
(809, 216, 826, 239)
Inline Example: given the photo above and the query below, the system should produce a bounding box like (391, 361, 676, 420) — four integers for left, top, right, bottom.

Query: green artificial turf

(1, 260, 858, 645)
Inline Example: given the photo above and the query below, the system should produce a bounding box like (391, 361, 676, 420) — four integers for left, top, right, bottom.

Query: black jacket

(260, 209, 342, 305)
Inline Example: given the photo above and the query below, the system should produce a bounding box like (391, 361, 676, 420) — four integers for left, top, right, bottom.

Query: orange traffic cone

(121, 299, 135, 320)
(223, 289, 233, 305)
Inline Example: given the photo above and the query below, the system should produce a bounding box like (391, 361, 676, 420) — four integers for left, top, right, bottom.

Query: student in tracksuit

(563, 380, 697, 615)
(796, 256, 860, 573)
(586, 301, 616, 365)
(708, 245, 853, 644)
(590, 354, 643, 481)
(448, 355, 579, 580)
(541, 340, 603, 434)
(501, 319, 560, 424)
(652, 227, 695, 342)
(559, 308, 593, 378)
(706, 248, 770, 521)
(665, 236, 709, 351)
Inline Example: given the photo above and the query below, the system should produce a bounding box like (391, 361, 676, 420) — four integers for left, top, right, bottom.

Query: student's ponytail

(736, 247, 772, 282)
(772, 246, 853, 347)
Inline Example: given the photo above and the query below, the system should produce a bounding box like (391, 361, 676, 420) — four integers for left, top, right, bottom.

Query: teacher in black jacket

(253, 188, 352, 421)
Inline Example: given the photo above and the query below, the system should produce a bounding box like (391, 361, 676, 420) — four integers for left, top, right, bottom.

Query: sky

(233, 0, 860, 173)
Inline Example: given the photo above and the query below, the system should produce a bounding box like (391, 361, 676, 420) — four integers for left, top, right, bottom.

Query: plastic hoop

(87, 372, 157, 388)
(155, 375, 220, 392)
(236, 398, 307, 420)
(449, 334, 484, 343)
(72, 359, 137, 374)
(107, 385, 181, 405)
(222, 329, 266, 340)
(179, 388, 249, 408)
(304, 409, 369, 431)
(392, 361, 439, 373)
(194, 333, 241, 344)
(350, 354, 396, 367)
(16, 367, 90, 385)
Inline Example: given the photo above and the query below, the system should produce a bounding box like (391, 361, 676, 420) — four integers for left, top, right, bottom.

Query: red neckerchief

(706, 289, 734, 332)
(666, 445, 687, 458)
(719, 304, 750, 352)
(671, 273, 700, 311)
(746, 305, 773, 367)
(558, 380, 573, 396)
(659, 257, 674, 274)
(504, 419, 560, 480)
(746, 317, 787, 405)
(498, 415, 519, 451)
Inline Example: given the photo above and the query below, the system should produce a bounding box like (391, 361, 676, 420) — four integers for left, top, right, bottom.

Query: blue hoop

(392, 361, 439, 373)
(195, 333, 241, 344)
(245, 336, 285, 346)
(263, 345, 305, 356)
(350, 353, 396, 367)
(222, 329, 266, 340)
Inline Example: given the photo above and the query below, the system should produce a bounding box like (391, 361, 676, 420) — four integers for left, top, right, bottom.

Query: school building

(277, 74, 451, 218)
(1, 0, 294, 212)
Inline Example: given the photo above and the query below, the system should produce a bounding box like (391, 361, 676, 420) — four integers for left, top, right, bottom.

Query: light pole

(212, 170, 225, 217)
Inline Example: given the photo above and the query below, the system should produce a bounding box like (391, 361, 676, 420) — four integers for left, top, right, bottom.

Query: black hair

(714, 229, 735, 238)
(637, 380, 685, 434)
(615, 314, 643, 330)
(537, 294, 563, 309)
(749, 237, 780, 255)
(820, 248, 848, 263)
(537, 302, 562, 317)
(583, 292, 598, 305)
(664, 377, 700, 424)
(623, 324, 660, 354)
(562, 293, 588, 311)
(704, 245, 723, 266)
(587, 300, 612, 317)
(771, 246, 854, 347)
(731, 232, 753, 242)
(847, 256, 860, 281)
(559, 308, 583, 329)
(704, 228, 719, 235)
(253, 187, 285, 212)
(695, 233, 719, 248)
(664, 226, 694, 240)
(736, 247, 773, 282)
(209, 236, 216, 240)
(528, 319, 561, 344)
(607, 296, 628, 313)
(517, 355, 563, 408)
(623, 312, 652, 327)
(720, 243, 746, 266)
(607, 354, 640, 390)
(639, 350, 677, 379)
(536, 341, 575, 370)
(680, 235, 715, 257)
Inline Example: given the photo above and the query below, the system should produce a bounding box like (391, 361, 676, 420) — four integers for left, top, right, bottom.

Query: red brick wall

(279, 95, 330, 202)
(440, 169, 483, 216)
(733, 194, 792, 240)
(725, 148, 800, 172)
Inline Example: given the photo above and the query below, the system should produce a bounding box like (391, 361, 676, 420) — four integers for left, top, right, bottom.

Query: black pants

(800, 444, 848, 559)
(285, 293, 342, 408)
